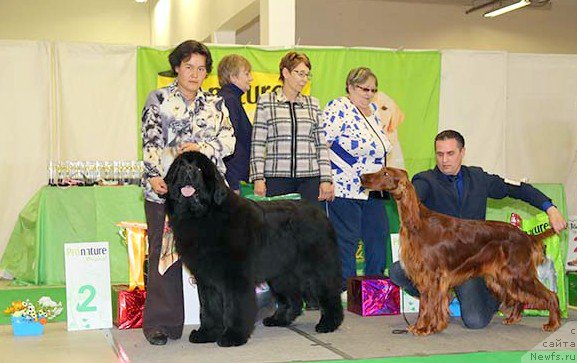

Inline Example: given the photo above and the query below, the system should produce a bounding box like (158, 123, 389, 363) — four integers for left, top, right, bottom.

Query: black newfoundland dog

(164, 151, 343, 347)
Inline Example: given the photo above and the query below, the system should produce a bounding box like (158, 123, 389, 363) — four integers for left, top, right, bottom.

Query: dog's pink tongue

(180, 185, 196, 197)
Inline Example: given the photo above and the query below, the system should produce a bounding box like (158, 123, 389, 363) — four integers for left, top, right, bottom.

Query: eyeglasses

(355, 85, 378, 94)
(292, 70, 313, 80)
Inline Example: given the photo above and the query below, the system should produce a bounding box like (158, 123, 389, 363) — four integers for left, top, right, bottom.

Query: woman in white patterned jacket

(322, 67, 392, 292)
(141, 40, 235, 346)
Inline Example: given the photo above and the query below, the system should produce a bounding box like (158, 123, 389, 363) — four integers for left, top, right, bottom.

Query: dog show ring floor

(1, 307, 575, 363)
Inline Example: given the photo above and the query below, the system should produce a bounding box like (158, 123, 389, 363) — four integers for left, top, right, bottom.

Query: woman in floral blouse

(141, 40, 235, 345)
(322, 67, 392, 292)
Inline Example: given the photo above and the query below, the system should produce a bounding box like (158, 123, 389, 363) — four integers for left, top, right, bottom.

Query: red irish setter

(360, 167, 561, 336)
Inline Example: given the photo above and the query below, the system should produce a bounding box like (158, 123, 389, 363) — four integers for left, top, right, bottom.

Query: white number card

(64, 242, 113, 331)
(183, 265, 200, 325)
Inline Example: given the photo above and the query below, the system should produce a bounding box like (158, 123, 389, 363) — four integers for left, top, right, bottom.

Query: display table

(0, 184, 567, 286)
(0, 186, 146, 285)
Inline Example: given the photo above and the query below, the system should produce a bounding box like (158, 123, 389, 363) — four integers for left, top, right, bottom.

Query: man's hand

(318, 182, 335, 201)
(546, 206, 567, 233)
(149, 177, 168, 195)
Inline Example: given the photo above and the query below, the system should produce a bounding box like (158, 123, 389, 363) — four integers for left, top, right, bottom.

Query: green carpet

(306, 351, 527, 363)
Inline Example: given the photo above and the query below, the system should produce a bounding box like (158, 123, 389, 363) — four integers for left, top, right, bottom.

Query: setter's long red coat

(361, 167, 561, 336)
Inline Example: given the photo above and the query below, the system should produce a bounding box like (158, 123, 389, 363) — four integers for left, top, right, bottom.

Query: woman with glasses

(250, 51, 334, 310)
(250, 51, 334, 206)
(322, 67, 392, 293)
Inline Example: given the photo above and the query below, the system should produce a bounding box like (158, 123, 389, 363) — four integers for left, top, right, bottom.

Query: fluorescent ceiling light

(484, 0, 531, 17)
(135, 0, 148, 3)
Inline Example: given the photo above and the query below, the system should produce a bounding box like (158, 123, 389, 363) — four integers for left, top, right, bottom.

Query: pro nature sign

(64, 242, 113, 331)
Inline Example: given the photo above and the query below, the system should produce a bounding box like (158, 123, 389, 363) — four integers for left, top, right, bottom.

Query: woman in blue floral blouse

(322, 67, 392, 292)
(141, 40, 235, 345)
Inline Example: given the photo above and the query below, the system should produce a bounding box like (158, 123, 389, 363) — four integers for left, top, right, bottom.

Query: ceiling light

(484, 0, 531, 17)
(135, 0, 148, 3)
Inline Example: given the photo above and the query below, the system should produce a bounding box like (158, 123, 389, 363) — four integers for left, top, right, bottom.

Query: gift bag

(565, 217, 577, 271)
(111, 285, 146, 329)
(117, 222, 147, 291)
(514, 212, 567, 317)
(347, 275, 400, 316)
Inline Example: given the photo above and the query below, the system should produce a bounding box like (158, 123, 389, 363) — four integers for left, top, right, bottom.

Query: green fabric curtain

(136, 45, 441, 177)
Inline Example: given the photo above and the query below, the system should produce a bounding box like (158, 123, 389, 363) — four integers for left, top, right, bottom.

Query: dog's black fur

(164, 151, 344, 347)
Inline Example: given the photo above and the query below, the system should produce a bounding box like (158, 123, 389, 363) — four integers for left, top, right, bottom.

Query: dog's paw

(263, 316, 290, 327)
(189, 329, 219, 343)
(315, 321, 338, 333)
(217, 330, 248, 347)
(542, 322, 560, 332)
(502, 316, 521, 325)
(408, 324, 436, 336)
(315, 314, 342, 333)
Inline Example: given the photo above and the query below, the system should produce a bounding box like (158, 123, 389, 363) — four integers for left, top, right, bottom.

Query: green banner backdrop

(136, 45, 441, 177)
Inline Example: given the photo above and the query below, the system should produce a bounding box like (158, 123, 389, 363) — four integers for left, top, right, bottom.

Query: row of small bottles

(48, 160, 144, 186)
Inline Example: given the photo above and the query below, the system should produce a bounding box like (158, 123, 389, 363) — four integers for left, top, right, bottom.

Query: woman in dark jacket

(217, 54, 253, 193)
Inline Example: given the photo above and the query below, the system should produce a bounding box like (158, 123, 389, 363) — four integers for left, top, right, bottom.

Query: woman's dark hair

(168, 40, 213, 74)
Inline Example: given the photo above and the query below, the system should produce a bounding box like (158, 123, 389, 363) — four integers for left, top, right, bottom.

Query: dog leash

(391, 292, 411, 334)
